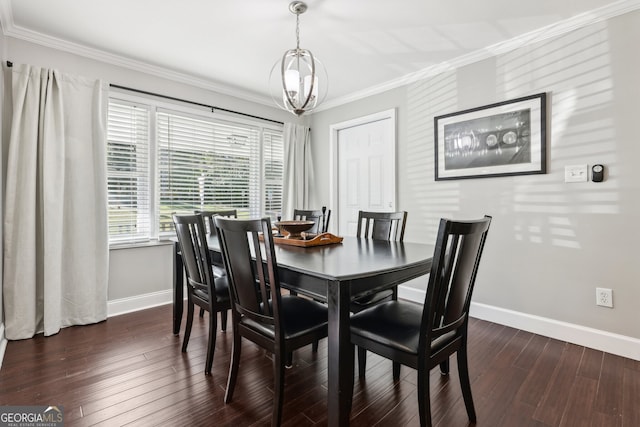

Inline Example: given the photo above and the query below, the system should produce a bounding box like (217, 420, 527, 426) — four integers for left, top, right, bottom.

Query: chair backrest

(173, 214, 215, 299)
(421, 216, 492, 348)
(293, 208, 331, 233)
(196, 209, 238, 235)
(356, 210, 407, 241)
(215, 216, 284, 335)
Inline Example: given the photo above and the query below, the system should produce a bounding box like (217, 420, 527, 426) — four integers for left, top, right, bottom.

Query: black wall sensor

(592, 164, 604, 182)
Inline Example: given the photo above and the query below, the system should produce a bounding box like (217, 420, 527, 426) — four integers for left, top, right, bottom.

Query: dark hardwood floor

(1, 303, 638, 426)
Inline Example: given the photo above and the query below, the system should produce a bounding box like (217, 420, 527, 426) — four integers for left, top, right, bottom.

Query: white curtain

(282, 123, 313, 218)
(3, 64, 109, 340)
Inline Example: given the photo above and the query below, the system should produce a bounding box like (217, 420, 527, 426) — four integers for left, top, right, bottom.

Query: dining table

(172, 235, 433, 426)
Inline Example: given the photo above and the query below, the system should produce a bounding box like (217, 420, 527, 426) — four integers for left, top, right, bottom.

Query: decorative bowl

(274, 220, 315, 239)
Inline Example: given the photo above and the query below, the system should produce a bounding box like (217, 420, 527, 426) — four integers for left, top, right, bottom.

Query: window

(107, 101, 151, 243)
(107, 97, 284, 244)
(263, 128, 284, 219)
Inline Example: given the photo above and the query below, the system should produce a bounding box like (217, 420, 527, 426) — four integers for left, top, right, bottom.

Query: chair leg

(417, 366, 433, 427)
(392, 362, 401, 381)
(199, 307, 205, 318)
(204, 311, 217, 375)
(224, 326, 242, 403)
(440, 358, 450, 375)
(182, 301, 195, 353)
(358, 347, 367, 378)
(273, 351, 286, 427)
(286, 352, 293, 367)
(457, 345, 477, 422)
(312, 340, 319, 353)
(220, 310, 228, 332)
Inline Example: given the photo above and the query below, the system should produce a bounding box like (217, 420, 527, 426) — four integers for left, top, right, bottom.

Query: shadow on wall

(405, 20, 618, 250)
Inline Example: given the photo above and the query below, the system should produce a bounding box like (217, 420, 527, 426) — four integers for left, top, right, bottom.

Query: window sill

(109, 239, 175, 251)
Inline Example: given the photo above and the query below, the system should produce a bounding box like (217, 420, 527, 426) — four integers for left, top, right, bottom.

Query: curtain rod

(110, 84, 284, 125)
(5, 61, 284, 126)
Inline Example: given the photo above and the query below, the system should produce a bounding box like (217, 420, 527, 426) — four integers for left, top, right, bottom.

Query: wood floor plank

(594, 352, 626, 416)
(476, 364, 529, 426)
(350, 379, 415, 427)
(1, 303, 638, 426)
(577, 347, 604, 380)
(533, 343, 584, 425)
(558, 376, 598, 427)
(513, 333, 550, 370)
(498, 400, 548, 427)
(622, 367, 640, 427)
(515, 338, 566, 407)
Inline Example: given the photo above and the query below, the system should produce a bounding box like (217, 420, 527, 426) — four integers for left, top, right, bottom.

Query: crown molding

(0, 1, 273, 107)
(315, 0, 640, 112)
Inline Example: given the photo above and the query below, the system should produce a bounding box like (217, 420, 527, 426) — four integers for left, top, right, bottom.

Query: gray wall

(310, 11, 640, 339)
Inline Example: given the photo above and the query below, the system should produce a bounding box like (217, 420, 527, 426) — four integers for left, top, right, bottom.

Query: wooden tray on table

(266, 232, 343, 247)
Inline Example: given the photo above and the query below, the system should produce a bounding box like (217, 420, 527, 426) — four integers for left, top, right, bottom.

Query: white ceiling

(1, 0, 638, 110)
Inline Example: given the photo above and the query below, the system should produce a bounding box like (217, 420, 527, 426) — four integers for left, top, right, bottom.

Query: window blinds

(157, 110, 261, 233)
(107, 97, 283, 244)
(263, 129, 284, 218)
(107, 100, 151, 243)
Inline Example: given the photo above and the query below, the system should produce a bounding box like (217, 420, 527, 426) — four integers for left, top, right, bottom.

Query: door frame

(329, 108, 397, 234)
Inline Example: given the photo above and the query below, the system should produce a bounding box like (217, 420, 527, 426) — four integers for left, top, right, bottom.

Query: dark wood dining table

(173, 235, 433, 426)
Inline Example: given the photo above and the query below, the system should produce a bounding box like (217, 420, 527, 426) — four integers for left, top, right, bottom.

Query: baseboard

(397, 285, 426, 303)
(0, 323, 7, 371)
(107, 289, 174, 317)
(398, 285, 640, 361)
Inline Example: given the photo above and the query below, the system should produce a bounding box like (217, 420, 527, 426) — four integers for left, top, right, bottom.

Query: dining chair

(289, 207, 331, 304)
(195, 209, 237, 317)
(197, 209, 238, 236)
(356, 210, 407, 241)
(293, 207, 331, 234)
(352, 210, 408, 375)
(173, 214, 232, 375)
(349, 215, 492, 427)
(215, 216, 329, 426)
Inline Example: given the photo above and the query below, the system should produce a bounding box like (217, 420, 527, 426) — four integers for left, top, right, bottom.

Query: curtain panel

(3, 64, 109, 340)
(282, 123, 313, 218)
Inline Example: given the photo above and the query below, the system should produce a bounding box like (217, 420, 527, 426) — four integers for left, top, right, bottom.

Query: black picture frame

(434, 92, 547, 180)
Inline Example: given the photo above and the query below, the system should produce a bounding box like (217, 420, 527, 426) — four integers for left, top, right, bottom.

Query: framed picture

(434, 93, 547, 180)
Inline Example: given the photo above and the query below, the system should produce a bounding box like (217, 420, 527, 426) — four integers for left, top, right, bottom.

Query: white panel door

(335, 113, 396, 236)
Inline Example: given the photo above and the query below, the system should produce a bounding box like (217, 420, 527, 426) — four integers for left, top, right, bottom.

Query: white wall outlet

(565, 165, 588, 182)
(596, 287, 613, 308)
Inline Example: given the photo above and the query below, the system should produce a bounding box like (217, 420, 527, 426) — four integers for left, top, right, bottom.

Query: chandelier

(269, 1, 327, 116)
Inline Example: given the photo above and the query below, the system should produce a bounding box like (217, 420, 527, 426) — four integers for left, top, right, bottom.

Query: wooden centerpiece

(267, 220, 343, 247)
(272, 232, 343, 247)
(274, 220, 315, 239)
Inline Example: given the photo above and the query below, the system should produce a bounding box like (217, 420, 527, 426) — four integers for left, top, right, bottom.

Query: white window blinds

(106, 94, 283, 244)
(157, 110, 261, 233)
(107, 100, 151, 243)
(263, 129, 284, 218)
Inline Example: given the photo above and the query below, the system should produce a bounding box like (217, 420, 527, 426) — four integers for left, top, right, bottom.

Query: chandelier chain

(295, 13, 300, 50)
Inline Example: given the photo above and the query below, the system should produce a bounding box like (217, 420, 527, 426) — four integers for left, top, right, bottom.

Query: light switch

(564, 165, 588, 183)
